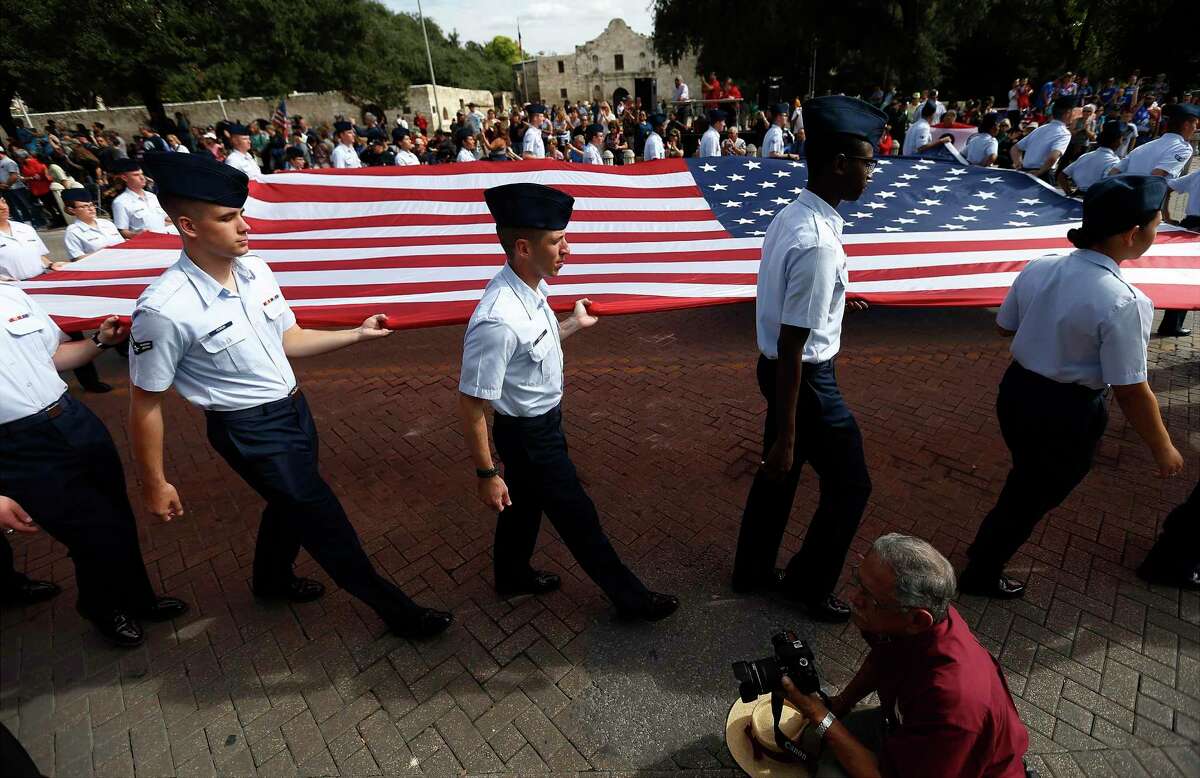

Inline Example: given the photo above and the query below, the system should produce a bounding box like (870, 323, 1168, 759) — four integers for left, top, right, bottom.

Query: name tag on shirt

(206, 321, 234, 337)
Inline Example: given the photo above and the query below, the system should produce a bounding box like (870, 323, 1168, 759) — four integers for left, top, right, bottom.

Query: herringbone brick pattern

(1, 303, 1197, 776)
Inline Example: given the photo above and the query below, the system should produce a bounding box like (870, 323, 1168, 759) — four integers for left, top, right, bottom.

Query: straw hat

(724, 692, 818, 776)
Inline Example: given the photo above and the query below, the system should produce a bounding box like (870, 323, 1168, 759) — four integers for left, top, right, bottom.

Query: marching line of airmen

(1, 97, 1196, 651)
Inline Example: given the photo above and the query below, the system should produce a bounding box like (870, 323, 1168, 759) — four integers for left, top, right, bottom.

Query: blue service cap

(333, 120, 354, 134)
(649, 113, 666, 126)
(585, 123, 606, 139)
(527, 103, 547, 116)
(1163, 102, 1200, 121)
(61, 188, 94, 204)
(141, 151, 249, 209)
(484, 183, 574, 231)
(367, 127, 387, 142)
(1080, 175, 1169, 238)
(1052, 96, 1079, 114)
(227, 123, 251, 135)
(772, 103, 790, 117)
(110, 158, 142, 173)
(707, 109, 727, 123)
(802, 95, 888, 146)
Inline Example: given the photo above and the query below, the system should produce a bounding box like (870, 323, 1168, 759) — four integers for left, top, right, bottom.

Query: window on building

(560, 88, 568, 99)
(557, 60, 565, 73)
(614, 54, 624, 71)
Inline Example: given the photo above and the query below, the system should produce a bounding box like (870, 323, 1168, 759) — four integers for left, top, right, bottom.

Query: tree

(483, 36, 523, 65)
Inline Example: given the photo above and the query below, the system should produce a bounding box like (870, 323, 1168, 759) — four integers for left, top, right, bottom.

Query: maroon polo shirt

(865, 605, 1028, 778)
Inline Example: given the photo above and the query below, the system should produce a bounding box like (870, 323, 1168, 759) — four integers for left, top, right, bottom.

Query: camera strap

(770, 690, 812, 762)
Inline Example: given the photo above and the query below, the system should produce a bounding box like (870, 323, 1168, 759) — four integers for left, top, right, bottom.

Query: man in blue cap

(522, 104, 547, 159)
(224, 123, 261, 179)
(699, 109, 725, 157)
(583, 124, 606, 165)
(761, 103, 799, 161)
(127, 152, 453, 638)
(331, 120, 362, 169)
(1116, 101, 1200, 337)
(732, 95, 885, 622)
(960, 175, 1184, 598)
(457, 182, 679, 622)
(1011, 96, 1078, 181)
(62, 188, 123, 259)
(110, 158, 176, 238)
(393, 127, 420, 166)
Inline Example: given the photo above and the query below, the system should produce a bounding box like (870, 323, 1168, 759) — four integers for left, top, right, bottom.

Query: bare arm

(558, 299, 597, 340)
(829, 653, 881, 715)
(1056, 170, 1075, 196)
(761, 324, 809, 479)
(1010, 145, 1024, 169)
(1112, 382, 1183, 477)
(118, 228, 143, 240)
(51, 315, 126, 371)
(1033, 149, 1062, 178)
(458, 393, 511, 511)
(129, 386, 184, 521)
(281, 314, 391, 358)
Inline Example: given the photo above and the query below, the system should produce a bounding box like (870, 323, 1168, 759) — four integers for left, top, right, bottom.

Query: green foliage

(483, 36, 523, 65)
(652, 0, 1199, 101)
(3, 0, 516, 114)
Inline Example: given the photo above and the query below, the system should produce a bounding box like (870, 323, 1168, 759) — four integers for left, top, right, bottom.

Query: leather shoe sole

(390, 608, 454, 639)
(958, 573, 1026, 599)
(1, 579, 62, 606)
(1157, 329, 1192, 337)
(254, 578, 326, 603)
(800, 595, 852, 623)
(138, 597, 190, 622)
(617, 592, 679, 622)
(496, 571, 561, 597)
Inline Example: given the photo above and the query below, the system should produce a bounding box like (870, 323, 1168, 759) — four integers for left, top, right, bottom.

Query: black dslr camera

(732, 630, 821, 703)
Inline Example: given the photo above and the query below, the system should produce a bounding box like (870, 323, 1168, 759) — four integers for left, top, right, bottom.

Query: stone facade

(515, 18, 698, 109)
(22, 87, 514, 138)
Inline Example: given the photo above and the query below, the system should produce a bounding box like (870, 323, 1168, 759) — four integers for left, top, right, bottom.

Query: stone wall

(22, 86, 512, 138)
(517, 18, 699, 109)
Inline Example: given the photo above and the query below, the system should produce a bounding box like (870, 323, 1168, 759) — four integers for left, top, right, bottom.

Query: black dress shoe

(253, 577, 326, 603)
(92, 611, 145, 648)
(731, 568, 786, 594)
(801, 594, 852, 623)
(496, 570, 561, 596)
(958, 571, 1026, 599)
(82, 382, 113, 393)
(1137, 565, 1200, 591)
(617, 591, 679, 622)
(1157, 328, 1192, 338)
(389, 608, 454, 639)
(137, 597, 189, 622)
(1, 578, 61, 606)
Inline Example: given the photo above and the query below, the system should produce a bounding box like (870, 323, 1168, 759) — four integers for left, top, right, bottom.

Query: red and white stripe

(20, 159, 1200, 330)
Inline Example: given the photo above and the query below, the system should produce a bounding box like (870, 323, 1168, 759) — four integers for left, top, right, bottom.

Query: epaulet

(136, 270, 188, 312)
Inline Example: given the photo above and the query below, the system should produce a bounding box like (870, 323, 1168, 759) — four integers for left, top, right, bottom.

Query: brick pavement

(1, 302, 1197, 777)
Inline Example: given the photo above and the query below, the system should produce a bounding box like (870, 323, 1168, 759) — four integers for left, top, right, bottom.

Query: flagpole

(416, 0, 443, 131)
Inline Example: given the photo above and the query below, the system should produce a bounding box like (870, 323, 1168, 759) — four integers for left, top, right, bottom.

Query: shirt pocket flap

(5, 314, 44, 336)
(200, 324, 247, 353)
(262, 295, 287, 320)
(527, 333, 554, 363)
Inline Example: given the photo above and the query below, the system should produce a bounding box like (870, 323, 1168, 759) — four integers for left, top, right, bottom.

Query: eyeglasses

(840, 154, 879, 173)
(849, 568, 910, 612)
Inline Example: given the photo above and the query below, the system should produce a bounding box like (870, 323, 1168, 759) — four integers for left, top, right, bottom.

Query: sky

(381, 0, 655, 57)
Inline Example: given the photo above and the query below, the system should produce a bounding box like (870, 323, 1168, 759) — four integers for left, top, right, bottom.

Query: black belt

(205, 386, 301, 421)
(0, 392, 70, 436)
(493, 403, 562, 427)
(1009, 362, 1104, 400)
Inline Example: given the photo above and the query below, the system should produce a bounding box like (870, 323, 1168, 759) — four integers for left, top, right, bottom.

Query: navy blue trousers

(734, 356, 872, 599)
(492, 405, 648, 611)
(967, 362, 1107, 575)
(0, 393, 156, 616)
(206, 392, 422, 625)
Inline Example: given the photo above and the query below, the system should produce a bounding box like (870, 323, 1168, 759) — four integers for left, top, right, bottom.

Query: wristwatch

(476, 466, 500, 478)
(91, 332, 114, 350)
(814, 711, 836, 740)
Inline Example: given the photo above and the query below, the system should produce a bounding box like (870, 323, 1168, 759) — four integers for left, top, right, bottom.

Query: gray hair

(870, 534, 957, 622)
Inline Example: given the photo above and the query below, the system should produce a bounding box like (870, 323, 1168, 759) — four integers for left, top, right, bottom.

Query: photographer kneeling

(785, 534, 1029, 778)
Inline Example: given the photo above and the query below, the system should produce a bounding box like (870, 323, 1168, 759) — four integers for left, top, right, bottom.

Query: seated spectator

(721, 126, 747, 156)
(783, 534, 1029, 778)
(282, 146, 309, 170)
(201, 132, 225, 162)
(546, 137, 564, 161)
(665, 129, 684, 158)
(567, 133, 586, 163)
(605, 121, 628, 162)
(165, 134, 190, 153)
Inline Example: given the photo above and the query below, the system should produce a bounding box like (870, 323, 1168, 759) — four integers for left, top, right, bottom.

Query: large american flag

(21, 158, 1200, 331)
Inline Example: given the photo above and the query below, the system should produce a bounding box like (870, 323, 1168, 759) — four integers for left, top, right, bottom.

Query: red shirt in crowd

(20, 158, 50, 197)
(865, 605, 1028, 778)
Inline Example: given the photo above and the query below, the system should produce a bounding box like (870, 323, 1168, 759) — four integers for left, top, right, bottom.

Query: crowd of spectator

(2, 69, 1196, 232)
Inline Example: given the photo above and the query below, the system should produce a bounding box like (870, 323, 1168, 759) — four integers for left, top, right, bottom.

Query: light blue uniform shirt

(1116, 132, 1193, 177)
(756, 189, 848, 363)
(643, 132, 665, 161)
(130, 252, 298, 411)
(523, 125, 545, 158)
(761, 125, 785, 157)
(0, 283, 68, 424)
(998, 249, 1152, 389)
(1062, 147, 1119, 192)
(459, 263, 563, 417)
(699, 127, 721, 157)
(1015, 120, 1071, 170)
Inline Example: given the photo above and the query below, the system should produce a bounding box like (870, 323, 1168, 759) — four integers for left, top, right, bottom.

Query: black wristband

(476, 466, 500, 479)
(91, 332, 114, 350)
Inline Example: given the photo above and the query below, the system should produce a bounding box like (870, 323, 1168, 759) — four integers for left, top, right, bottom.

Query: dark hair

(921, 103, 936, 119)
(980, 113, 999, 133)
(805, 133, 872, 174)
(1099, 121, 1123, 146)
(496, 226, 540, 259)
(1067, 208, 1159, 249)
